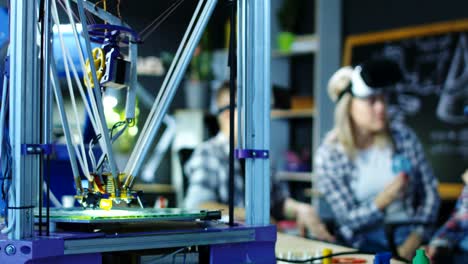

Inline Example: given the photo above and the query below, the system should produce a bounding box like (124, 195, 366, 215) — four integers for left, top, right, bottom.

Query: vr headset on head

(337, 58, 403, 102)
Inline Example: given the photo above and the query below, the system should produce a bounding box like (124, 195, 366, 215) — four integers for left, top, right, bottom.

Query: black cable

(2, 137, 11, 226)
(38, 0, 45, 23)
(96, 154, 108, 172)
(277, 251, 359, 263)
(89, 133, 102, 169)
(57, 0, 80, 23)
(276, 250, 410, 264)
(91, 133, 102, 146)
(1, 143, 10, 203)
(139, 0, 185, 41)
(2, 130, 13, 226)
(227, 0, 237, 227)
(139, 0, 181, 34)
(38, 0, 46, 236)
(109, 121, 126, 139)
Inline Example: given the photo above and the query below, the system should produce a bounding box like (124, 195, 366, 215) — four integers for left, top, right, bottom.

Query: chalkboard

(343, 19, 468, 185)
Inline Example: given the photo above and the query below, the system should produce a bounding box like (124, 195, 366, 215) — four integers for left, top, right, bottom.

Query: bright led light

(99, 199, 113, 211)
(107, 111, 121, 123)
(82, 210, 130, 217)
(129, 126, 138, 136)
(103, 95, 118, 109)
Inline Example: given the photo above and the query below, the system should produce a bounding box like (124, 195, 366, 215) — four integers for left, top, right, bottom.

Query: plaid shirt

(184, 133, 290, 219)
(315, 122, 440, 247)
(430, 185, 468, 249)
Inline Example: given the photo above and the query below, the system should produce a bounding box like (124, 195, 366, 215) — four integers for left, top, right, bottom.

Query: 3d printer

(0, 0, 275, 263)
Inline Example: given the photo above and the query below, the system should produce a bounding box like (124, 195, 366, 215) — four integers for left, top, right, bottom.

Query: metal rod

(75, 0, 121, 197)
(128, 0, 217, 184)
(58, 0, 104, 166)
(139, 115, 176, 181)
(242, 0, 271, 226)
(39, 0, 45, 237)
(125, 42, 137, 120)
(124, 0, 218, 187)
(237, 0, 246, 150)
(134, 84, 176, 181)
(9, 0, 40, 239)
(59, 0, 101, 132)
(43, 0, 53, 236)
(228, 0, 237, 227)
(70, 0, 128, 27)
(0, 74, 7, 163)
(51, 2, 93, 180)
(32, 6, 41, 236)
(50, 60, 83, 195)
(124, 0, 207, 177)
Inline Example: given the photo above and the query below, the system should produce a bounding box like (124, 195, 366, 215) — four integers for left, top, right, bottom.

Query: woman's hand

(296, 203, 336, 242)
(284, 198, 335, 242)
(461, 169, 468, 184)
(397, 232, 422, 260)
(425, 245, 438, 260)
(374, 172, 407, 210)
(424, 244, 451, 264)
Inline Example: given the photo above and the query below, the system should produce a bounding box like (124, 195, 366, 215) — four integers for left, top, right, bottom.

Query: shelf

(272, 35, 319, 58)
(272, 47, 317, 58)
(438, 183, 464, 200)
(276, 171, 314, 182)
(271, 108, 315, 119)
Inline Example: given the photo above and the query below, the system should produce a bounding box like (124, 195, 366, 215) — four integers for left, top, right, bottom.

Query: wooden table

(276, 232, 405, 263)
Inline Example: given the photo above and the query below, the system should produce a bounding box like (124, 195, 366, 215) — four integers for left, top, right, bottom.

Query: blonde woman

(314, 58, 440, 259)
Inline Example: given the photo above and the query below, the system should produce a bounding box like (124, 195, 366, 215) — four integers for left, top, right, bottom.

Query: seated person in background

(184, 82, 334, 242)
(427, 169, 468, 263)
(314, 58, 440, 259)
